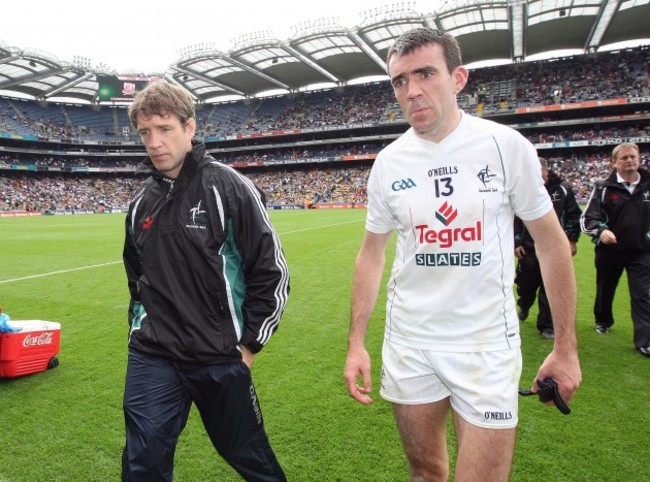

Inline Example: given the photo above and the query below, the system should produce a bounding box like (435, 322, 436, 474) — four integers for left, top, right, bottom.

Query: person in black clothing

(121, 82, 290, 481)
(581, 142, 650, 357)
(515, 158, 582, 339)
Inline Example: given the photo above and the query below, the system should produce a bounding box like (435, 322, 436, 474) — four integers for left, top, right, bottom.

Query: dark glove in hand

(519, 377, 571, 415)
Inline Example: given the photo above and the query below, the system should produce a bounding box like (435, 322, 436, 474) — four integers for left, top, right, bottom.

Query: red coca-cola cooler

(0, 320, 61, 378)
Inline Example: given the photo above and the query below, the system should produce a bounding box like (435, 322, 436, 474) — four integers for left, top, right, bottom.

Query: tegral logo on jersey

(435, 201, 458, 226)
(416, 202, 482, 248)
(186, 200, 208, 229)
(415, 202, 482, 267)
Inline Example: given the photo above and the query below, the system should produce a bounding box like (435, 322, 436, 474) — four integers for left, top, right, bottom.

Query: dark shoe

(637, 346, 650, 357)
(517, 308, 529, 321)
(541, 329, 555, 340)
(595, 325, 609, 334)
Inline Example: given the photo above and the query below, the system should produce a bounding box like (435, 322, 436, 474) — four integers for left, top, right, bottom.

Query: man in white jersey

(343, 28, 582, 481)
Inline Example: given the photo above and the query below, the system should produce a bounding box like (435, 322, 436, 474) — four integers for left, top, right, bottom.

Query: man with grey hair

(344, 27, 581, 481)
(581, 142, 650, 357)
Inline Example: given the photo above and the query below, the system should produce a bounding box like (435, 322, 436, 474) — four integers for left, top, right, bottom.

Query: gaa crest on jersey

(391, 178, 417, 191)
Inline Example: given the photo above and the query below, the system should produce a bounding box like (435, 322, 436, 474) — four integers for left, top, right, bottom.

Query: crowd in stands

(514, 48, 648, 105)
(2, 121, 646, 175)
(524, 124, 649, 145)
(0, 155, 137, 171)
(2, 150, 648, 212)
(214, 142, 387, 166)
(0, 173, 138, 213)
(239, 84, 391, 134)
(0, 166, 369, 212)
(0, 103, 94, 141)
(463, 46, 648, 110)
(246, 166, 369, 206)
(0, 45, 648, 212)
(0, 46, 647, 142)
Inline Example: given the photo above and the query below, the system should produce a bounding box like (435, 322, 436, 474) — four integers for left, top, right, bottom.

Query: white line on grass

(280, 219, 364, 235)
(0, 261, 122, 285)
(1, 219, 364, 285)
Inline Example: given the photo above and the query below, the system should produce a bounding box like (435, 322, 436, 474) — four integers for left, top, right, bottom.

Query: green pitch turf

(0, 210, 647, 481)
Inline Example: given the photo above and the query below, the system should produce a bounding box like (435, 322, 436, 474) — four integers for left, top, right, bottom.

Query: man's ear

(186, 117, 196, 137)
(453, 66, 469, 95)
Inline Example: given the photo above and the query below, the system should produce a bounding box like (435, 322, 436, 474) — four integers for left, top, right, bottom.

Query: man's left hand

(240, 345, 255, 369)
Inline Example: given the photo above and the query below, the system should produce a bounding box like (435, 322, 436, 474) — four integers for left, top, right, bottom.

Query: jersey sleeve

(509, 137, 552, 221)
(365, 153, 395, 234)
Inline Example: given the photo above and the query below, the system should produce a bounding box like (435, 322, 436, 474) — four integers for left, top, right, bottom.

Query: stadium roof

(0, 0, 648, 105)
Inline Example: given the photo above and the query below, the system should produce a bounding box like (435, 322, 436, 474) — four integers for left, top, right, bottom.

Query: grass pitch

(0, 210, 647, 481)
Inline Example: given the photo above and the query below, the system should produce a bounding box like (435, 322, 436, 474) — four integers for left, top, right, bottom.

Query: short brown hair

(128, 82, 195, 129)
(386, 28, 463, 74)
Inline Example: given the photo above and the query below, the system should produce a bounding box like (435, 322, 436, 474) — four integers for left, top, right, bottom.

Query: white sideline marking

(280, 219, 363, 235)
(0, 261, 121, 285)
(1, 219, 364, 285)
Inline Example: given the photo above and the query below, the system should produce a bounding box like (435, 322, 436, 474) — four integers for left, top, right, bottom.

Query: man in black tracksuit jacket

(581, 142, 650, 357)
(514, 158, 581, 338)
(122, 82, 290, 481)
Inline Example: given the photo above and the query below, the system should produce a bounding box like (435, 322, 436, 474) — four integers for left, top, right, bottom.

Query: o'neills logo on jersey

(415, 202, 482, 248)
(22, 332, 55, 348)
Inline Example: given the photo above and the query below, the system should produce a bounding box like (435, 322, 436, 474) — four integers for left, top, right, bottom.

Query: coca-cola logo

(22, 332, 55, 347)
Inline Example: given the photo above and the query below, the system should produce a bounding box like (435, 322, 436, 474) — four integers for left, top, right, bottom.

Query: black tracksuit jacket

(123, 140, 290, 364)
(580, 167, 650, 252)
(514, 170, 582, 251)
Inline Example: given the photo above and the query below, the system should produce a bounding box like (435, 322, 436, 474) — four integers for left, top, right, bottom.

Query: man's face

(614, 146, 640, 176)
(388, 43, 468, 142)
(136, 112, 195, 179)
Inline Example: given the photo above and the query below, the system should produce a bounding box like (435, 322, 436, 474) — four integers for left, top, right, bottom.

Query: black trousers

(515, 251, 553, 332)
(122, 349, 286, 482)
(594, 248, 650, 348)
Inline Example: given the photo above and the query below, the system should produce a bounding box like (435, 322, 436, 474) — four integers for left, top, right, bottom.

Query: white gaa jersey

(366, 112, 551, 352)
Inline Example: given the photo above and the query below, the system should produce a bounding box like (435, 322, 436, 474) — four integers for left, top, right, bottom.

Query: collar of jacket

(605, 166, 650, 186)
(136, 139, 208, 192)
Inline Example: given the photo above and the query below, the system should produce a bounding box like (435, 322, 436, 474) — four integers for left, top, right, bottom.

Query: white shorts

(380, 339, 522, 429)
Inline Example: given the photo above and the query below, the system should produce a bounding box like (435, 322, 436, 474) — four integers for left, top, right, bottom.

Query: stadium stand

(0, 46, 648, 214)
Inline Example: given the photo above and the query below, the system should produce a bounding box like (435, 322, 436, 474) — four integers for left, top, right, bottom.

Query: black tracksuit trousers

(122, 349, 286, 482)
(515, 251, 553, 333)
(594, 248, 650, 349)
